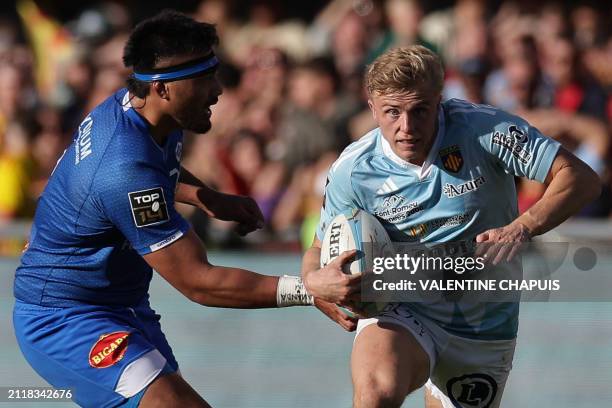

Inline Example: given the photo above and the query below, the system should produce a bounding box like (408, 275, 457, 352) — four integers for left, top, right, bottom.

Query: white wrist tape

(276, 275, 314, 307)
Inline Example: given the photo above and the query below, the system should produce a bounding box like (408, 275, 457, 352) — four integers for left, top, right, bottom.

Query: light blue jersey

(317, 99, 561, 339)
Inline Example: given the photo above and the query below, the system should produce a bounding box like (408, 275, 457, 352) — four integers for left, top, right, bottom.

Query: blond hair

(365, 46, 444, 96)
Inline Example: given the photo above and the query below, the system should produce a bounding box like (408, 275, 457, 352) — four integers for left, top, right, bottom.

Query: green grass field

(2, 252, 612, 407)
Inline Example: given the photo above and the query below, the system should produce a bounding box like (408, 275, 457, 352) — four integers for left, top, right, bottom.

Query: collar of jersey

(121, 90, 149, 132)
(380, 105, 445, 180)
(121, 89, 175, 154)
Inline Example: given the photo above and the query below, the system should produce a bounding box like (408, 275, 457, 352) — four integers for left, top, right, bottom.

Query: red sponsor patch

(88, 331, 130, 368)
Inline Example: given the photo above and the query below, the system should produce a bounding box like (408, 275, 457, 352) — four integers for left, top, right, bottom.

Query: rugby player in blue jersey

(13, 11, 360, 408)
(302, 46, 601, 407)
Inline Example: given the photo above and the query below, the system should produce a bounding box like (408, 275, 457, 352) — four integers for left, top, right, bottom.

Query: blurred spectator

(366, 0, 436, 63)
(442, 18, 489, 103)
(570, 5, 604, 50)
(421, 0, 487, 66)
(484, 36, 551, 111)
(272, 152, 338, 247)
(541, 37, 608, 120)
(0, 116, 37, 220)
(277, 57, 356, 172)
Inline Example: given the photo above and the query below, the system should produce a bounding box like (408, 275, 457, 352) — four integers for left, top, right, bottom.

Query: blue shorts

(13, 296, 179, 408)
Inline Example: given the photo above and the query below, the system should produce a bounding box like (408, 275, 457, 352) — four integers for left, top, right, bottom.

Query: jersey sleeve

(94, 159, 190, 256)
(316, 160, 358, 241)
(477, 111, 561, 182)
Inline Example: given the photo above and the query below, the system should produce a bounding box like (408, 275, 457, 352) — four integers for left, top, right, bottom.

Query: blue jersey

(318, 99, 561, 339)
(14, 89, 190, 307)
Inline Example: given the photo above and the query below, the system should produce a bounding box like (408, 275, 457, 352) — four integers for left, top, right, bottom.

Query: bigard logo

(439, 145, 463, 173)
(128, 187, 170, 227)
(89, 331, 130, 368)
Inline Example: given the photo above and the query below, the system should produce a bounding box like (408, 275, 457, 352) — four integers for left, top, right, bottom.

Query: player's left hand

(475, 221, 532, 265)
(314, 298, 358, 332)
(198, 190, 265, 235)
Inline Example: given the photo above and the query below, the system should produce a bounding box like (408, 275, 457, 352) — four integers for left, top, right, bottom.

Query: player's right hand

(303, 250, 362, 305)
(314, 298, 358, 331)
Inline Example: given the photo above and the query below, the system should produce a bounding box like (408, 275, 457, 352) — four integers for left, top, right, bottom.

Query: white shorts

(356, 303, 516, 408)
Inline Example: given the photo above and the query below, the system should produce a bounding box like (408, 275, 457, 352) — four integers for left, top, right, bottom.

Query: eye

(386, 108, 400, 118)
(413, 107, 427, 116)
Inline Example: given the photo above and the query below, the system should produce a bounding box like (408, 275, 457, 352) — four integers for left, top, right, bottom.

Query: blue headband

(133, 55, 219, 82)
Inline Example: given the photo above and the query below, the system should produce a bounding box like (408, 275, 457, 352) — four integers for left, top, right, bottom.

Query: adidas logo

(376, 177, 399, 195)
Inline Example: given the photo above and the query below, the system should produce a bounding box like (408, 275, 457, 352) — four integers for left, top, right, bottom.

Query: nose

(213, 77, 223, 98)
(399, 112, 412, 133)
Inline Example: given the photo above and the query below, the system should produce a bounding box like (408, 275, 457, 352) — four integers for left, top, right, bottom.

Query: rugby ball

(320, 209, 394, 317)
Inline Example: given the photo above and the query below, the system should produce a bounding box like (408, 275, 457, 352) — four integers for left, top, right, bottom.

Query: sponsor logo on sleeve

(508, 125, 528, 144)
(492, 125, 532, 164)
(75, 116, 94, 164)
(443, 176, 486, 198)
(439, 145, 464, 173)
(150, 230, 184, 252)
(89, 331, 130, 368)
(128, 187, 170, 227)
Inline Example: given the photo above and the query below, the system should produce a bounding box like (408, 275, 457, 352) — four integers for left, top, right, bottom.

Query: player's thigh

(426, 335, 516, 408)
(139, 372, 210, 408)
(351, 321, 430, 406)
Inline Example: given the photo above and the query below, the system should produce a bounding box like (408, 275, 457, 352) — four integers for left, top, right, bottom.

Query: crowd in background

(0, 0, 611, 250)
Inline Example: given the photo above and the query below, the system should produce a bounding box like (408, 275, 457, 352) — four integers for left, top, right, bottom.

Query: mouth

(396, 139, 419, 149)
(205, 99, 218, 117)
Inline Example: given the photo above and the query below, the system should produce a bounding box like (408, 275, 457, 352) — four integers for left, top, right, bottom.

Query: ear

(367, 99, 377, 120)
(152, 82, 169, 100)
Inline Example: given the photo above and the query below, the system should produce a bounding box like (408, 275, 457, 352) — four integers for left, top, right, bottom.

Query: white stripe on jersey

(376, 177, 399, 194)
(121, 92, 132, 112)
(448, 107, 496, 116)
(331, 130, 377, 173)
(447, 100, 496, 116)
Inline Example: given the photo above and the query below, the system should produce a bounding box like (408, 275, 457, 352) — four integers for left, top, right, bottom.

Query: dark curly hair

(123, 10, 219, 98)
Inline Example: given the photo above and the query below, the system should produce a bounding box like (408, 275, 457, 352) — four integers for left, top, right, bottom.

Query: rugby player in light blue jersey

(301, 46, 600, 408)
(13, 11, 359, 408)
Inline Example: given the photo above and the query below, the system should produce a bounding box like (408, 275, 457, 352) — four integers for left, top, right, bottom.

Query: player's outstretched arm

(144, 229, 358, 308)
(145, 228, 275, 307)
(176, 166, 264, 235)
(145, 228, 296, 308)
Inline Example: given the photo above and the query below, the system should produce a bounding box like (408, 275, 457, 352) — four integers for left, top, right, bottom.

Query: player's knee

(353, 374, 407, 408)
(139, 372, 209, 408)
